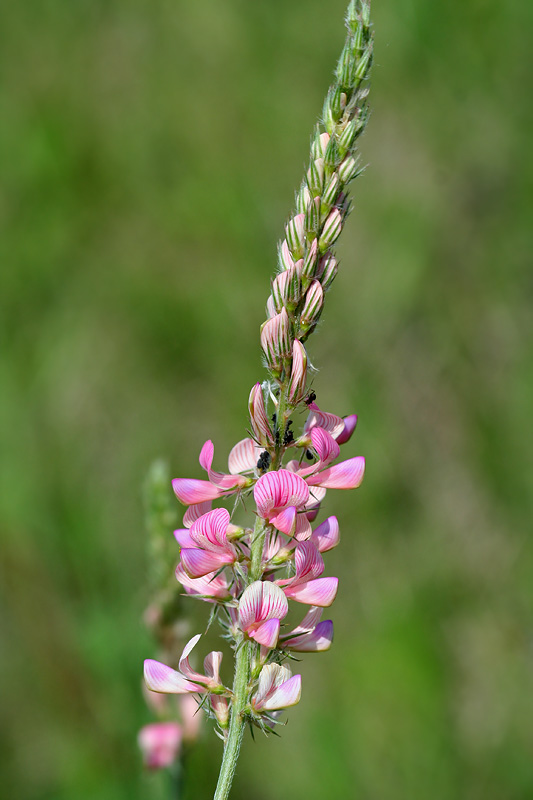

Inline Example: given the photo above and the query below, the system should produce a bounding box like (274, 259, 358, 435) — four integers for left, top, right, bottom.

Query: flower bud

(285, 213, 306, 258)
(249, 383, 274, 446)
(266, 295, 276, 319)
(279, 239, 295, 271)
(319, 208, 343, 252)
(288, 340, 308, 404)
(211, 695, 229, 729)
(260, 307, 292, 368)
(338, 117, 359, 152)
(338, 154, 360, 184)
(322, 173, 340, 207)
(317, 253, 338, 291)
(311, 131, 330, 160)
(272, 265, 300, 312)
(138, 722, 182, 770)
(296, 183, 312, 215)
(307, 158, 325, 196)
(300, 280, 324, 328)
(301, 237, 318, 282)
(305, 195, 320, 234)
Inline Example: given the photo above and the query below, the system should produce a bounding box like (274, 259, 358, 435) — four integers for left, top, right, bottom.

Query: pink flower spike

(144, 660, 202, 695)
(252, 664, 302, 712)
(306, 456, 365, 490)
(248, 384, 274, 447)
(239, 581, 288, 645)
(175, 564, 231, 601)
(336, 414, 358, 445)
(310, 516, 340, 553)
(228, 438, 262, 474)
(138, 722, 182, 770)
(254, 469, 309, 521)
(288, 340, 308, 404)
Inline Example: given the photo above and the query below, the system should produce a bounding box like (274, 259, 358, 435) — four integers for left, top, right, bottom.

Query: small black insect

(256, 450, 271, 471)
(283, 429, 294, 445)
(305, 391, 317, 405)
(305, 449, 314, 461)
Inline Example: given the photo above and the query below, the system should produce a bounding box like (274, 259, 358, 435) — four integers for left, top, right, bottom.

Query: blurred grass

(1, 0, 532, 798)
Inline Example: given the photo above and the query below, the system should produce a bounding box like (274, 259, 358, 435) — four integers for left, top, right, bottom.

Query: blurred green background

(1, 0, 532, 798)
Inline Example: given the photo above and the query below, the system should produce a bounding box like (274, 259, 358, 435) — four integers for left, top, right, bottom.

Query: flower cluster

(144, 397, 364, 731)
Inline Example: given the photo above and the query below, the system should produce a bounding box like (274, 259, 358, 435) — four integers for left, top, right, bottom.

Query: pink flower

(172, 439, 254, 509)
(254, 469, 309, 535)
(144, 635, 223, 695)
(138, 722, 182, 769)
(251, 664, 302, 712)
(175, 563, 232, 601)
(292, 426, 365, 493)
(178, 508, 238, 578)
(276, 541, 338, 607)
(280, 606, 333, 652)
(239, 581, 288, 649)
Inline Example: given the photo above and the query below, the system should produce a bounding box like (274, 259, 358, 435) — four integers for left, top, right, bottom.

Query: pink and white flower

(144, 634, 224, 695)
(178, 508, 238, 578)
(251, 664, 302, 712)
(238, 581, 288, 649)
(280, 606, 333, 652)
(276, 541, 338, 607)
(175, 563, 232, 601)
(254, 469, 309, 535)
(172, 439, 255, 510)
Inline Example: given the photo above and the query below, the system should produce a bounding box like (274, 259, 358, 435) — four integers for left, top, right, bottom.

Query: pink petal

(138, 722, 182, 769)
(270, 506, 297, 535)
(293, 541, 325, 582)
(250, 618, 280, 648)
(304, 403, 345, 439)
(174, 528, 195, 548)
(175, 564, 230, 600)
(190, 508, 230, 550)
(283, 576, 338, 607)
(254, 469, 309, 518)
(178, 635, 206, 682)
(180, 548, 233, 578)
(144, 659, 201, 694)
(248, 383, 274, 447)
(336, 414, 358, 445)
(183, 501, 213, 527)
(294, 513, 312, 540)
(203, 651, 223, 684)
(282, 620, 333, 652)
(199, 440, 214, 472)
(253, 663, 291, 709)
(172, 478, 220, 505)
(310, 516, 340, 552)
(261, 674, 302, 710)
(239, 581, 288, 631)
(228, 438, 260, 474)
(285, 606, 323, 635)
(306, 456, 365, 490)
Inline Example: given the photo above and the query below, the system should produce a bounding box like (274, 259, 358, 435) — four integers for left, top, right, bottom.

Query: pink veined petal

(254, 470, 309, 518)
(288, 606, 324, 635)
(253, 663, 292, 709)
(198, 440, 214, 472)
(144, 660, 201, 694)
(270, 506, 297, 535)
(283, 576, 338, 607)
(310, 516, 340, 552)
(203, 651, 223, 684)
(336, 414, 358, 445)
(174, 529, 195, 548)
(228, 438, 260, 474)
(190, 508, 231, 550)
(248, 383, 274, 446)
(306, 456, 365, 490)
(178, 634, 208, 684)
(284, 459, 300, 473)
(304, 403, 345, 439)
(172, 478, 221, 505)
(183, 501, 213, 527)
(180, 548, 233, 579)
(175, 564, 230, 600)
(298, 428, 340, 478)
(282, 620, 333, 652)
(261, 674, 302, 711)
(239, 581, 288, 631)
(293, 541, 324, 582)
(294, 513, 312, 541)
(250, 618, 280, 648)
(208, 470, 248, 491)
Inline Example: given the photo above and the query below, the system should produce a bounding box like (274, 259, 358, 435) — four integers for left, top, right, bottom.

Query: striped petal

(254, 469, 309, 518)
(239, 581, 288, 631)
(174, 528, 195, 548)
(293, 541, 324, 582)
(190, 508, 231, 551)
(250, 618, 281, 649)
(183, 501, 213, 527)
(248, 383, 274, 447)
(270, 506, 297, 535)
(304, 403, 345, 439)
(283, 576, 338, 607)
(175, 564, 230, 600)
(282, 620, 333, 652)
(260, 674, 302, 711)
(228, 437, 260, 474)
(306, 456, 365, 490)
(310, 516, 340, 552)
(144, 659, 201, 694)
(180, 548, 233, 578)
(204, 651, 223, 684)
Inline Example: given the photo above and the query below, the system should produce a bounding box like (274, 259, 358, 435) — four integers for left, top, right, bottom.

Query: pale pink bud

(211, 695, 230, 728)
(266, 295, 277, 319)
(248, 383, 274, 447)
(272, 265, 300, 312)
(285, 213, 306, 257)
(307, 158, 325, 195)
(287, 340, 308, 404)
(296, 183, 312, 215)
(317, 252, 338, 291)
(300, 280, 324, 328)
(319, 208, 343, 251)
(251, 664, 301, 712)
(260, 307, 291, 368)
(138, 722, 182, 770)
(302, 237, 318, 282)
(338, 154, 360, 183)
(279, 239, 295, 271)
(322, 172, 340, 207)
(311, 131, 330, 160)
(336, 414, 358, 445)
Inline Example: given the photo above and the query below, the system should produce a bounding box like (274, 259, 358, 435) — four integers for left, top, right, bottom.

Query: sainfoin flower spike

(141, 3, 373, 798)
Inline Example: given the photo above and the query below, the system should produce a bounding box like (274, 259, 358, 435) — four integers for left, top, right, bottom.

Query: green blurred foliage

(1, 0, 532, 798)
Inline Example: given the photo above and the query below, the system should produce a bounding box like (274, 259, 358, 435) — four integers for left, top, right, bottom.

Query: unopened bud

(338, 155, 360, 183)
(296, 183, 312, 215)
(260, 307, 292, 368)
(288, 340, 308, 404)
(248, 383, 273, 446)
(311, 131, 330, 160)
(324, 136, 341, 170)
(305, 195, 320, 234)
(307, 158, 325, 196)
(319, 208, 342, 252)
(302, 238, 318, 282)
(272, 265, 300, 312)
(266, 295, 276, 319)
(285, 213, 306, 258)
(354, 43, 373, 81)
(322, 173, 340, 207)
(211, 696, 230, 729)
(338, 117, 358, 152)
(318, 253, 338, 291)
(279, 239, 295, 271)
(300, 280, 324, 328)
